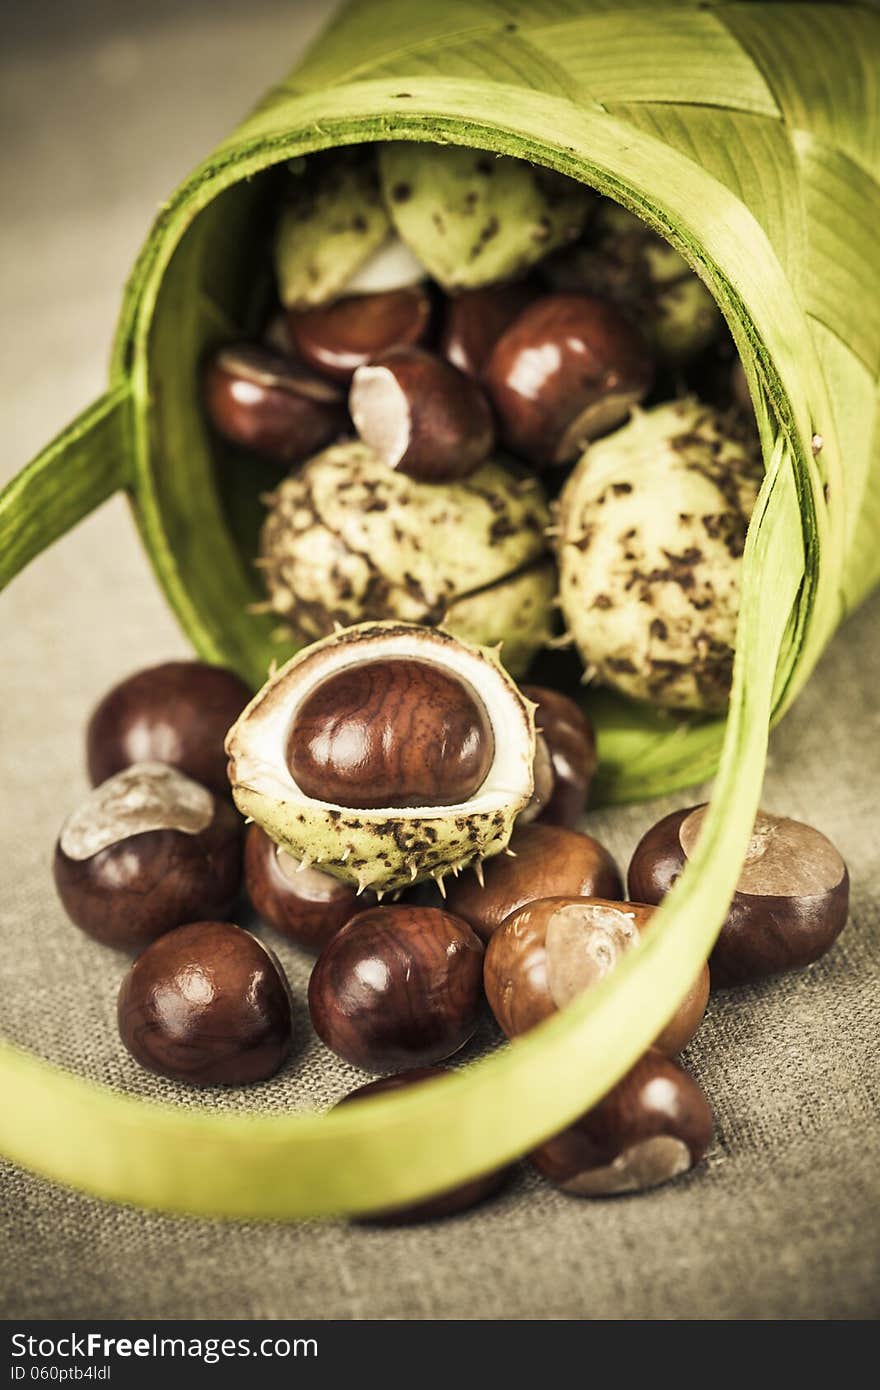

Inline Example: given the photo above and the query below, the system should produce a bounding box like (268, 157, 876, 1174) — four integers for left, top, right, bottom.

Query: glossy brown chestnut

(244, 823, 374, 951)
(521, 685, 597, 827)
(287, 658, 494, 810)
(485, 293, 654, 466)
(531, 1050, 713, 1196)
(288, 286, 431, 383)
(336, 1068, 509, 1223)
(628, 804, 850, 986)
(54, 763, 243, 950)
(308, 905, 484, 1072)
(484, 896, 708, 1054)
(349, 347, 494, 481)
(118, 920, 292, 1085)
(87, 659, 252, 798)
(440, 281, 540, 379)
(446, 822, 622, 942)
(202, 343, 347, 462)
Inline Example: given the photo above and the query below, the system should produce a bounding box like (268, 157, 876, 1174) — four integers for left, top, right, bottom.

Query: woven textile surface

(1, 0, 878, 1319)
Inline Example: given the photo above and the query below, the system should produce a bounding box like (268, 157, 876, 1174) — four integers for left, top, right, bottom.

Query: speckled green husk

(274, 148, 390, 308)
(557, 400, 763, 711)
(259, 439, 554, 675)
(546, 202, 721, 363)
(378, 141, 591, 290)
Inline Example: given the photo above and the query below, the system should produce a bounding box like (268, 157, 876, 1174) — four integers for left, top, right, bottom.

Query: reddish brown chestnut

(288, 286, 431, 383)
(349, 347, 494, 482)
(308, 905, 484, 1072)
(485, 293, 654, 466)
(521, 685, 597, 827)
(117, 920, 292, 1085)
(336, 1068, 509, 1223)
(446, 822, 622, 942)
(87, 659, 252, 799)
(531, 1050, 713, 1195)
(287, 657, 494, 810)
(484, 896, 708, 1054)
(244, 823, 374, 951)
(54, 764, 243, 950)
(628, 805, 850, 986)
(440, 281, 540, 379)
(202, 343, 347, 462)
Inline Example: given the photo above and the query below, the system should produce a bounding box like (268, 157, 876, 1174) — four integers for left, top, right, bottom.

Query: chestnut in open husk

(335, 1068, 510, 1223)
(54, 763, 243, 950)
(287, 286, 431, 383)
(531, 1050, 713, 1196)
(117, 920, 292, 1085)
(445, 822, 622, 942)
(244, 824, 374, 951)
(308, 904, 484, 1072)
(350, 347, 495, 482)
(484, 896, 708, 1054)
(628, 805, 850, 986)
(485, 293, 654, 466)
(286, 656, 495, 810)
(520, 685, 597, 827)
(87, 659, 252, 798)
(202, 344, 347, 462)
(227, 623, 537, 895)
(440, 281, 540, 379)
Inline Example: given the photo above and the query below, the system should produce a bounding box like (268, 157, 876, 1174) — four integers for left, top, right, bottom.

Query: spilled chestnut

(445, 822, 622, 942)
(287, 657, 494, 809)
(335, 1067, 509, 1223)
(244, 823, 374, 951)
(202, 343, 347, 462)
(54, 763, 243, 950)
(521, 684, 597, 827)
(118, 920, 292, 1085)
(308, 904, 484, 1072)
(349, 347, 494, 481)
(628, 805, 850, 986)
(287, 286, 431, 383)
(440, 281, 539, 379)
(87, 659, 252, 798)
(531, 1050, 713, 1196)
(484, 896, 708, 1055)
(485, 292, 653, 466)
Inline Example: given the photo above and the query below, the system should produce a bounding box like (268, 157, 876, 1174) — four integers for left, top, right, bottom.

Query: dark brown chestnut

(287, 286, 431, 383)
(287, 657, 494, 810)
(202, 343, 347, 462)
(117, 920, 292, 1085)
(446, 822, 622, 942)
(349, 347, 494, 481)
(485, 293, 654, 466)
(87, 659, 252, 799)
(484, 896, 708, 1054)
(628, 804, 850, 986)
(308, 905, 484, 1072)
(244, 823, 374, 951)
(54, 763, 243, 950)
(531, 1050, 713, 1196)
(440, 281, 540, 379)
(520, 685, 597, 827)
(335, 1068, 509, 1223)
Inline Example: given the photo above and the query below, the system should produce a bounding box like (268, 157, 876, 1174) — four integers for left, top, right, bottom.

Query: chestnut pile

(204, 142, 761, 713)
(52, 651, 850, 1223)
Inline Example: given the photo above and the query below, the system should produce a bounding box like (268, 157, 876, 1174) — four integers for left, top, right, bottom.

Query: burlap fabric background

(2, 0, 878, 1321)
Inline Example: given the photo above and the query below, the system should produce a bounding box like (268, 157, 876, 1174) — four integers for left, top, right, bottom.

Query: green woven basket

(1, 0, 878, 1220)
